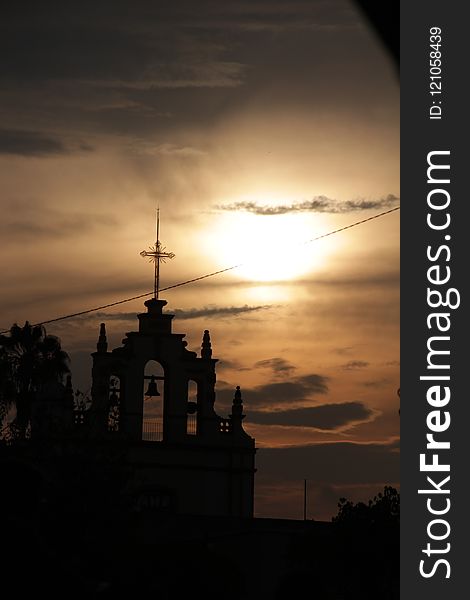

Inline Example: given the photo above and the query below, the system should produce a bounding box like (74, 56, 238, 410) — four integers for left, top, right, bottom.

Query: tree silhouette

(277, 487, 400, 600)
(332, 485, 400, 526)
(0, 321, 70, 439)
(329, 486, 399, 598)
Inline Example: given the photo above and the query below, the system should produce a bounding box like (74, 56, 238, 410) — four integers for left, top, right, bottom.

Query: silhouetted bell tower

(88, 213, 256, 517)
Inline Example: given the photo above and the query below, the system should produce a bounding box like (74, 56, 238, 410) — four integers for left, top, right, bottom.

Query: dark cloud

(0, 6, 252, 140)
(215, 194, 399, 215)
(346, 407, 400, 440)
(214, 379, 234, 390)
(87, 304, 271, 323)
(174, 305, 271, 319)
(340, 360, 369, 370)
(332, 346, 354, 356)
(216, 358, 250, 371)
(250, 402, 372, 430)
(0, 0, 396, 142)
(254, 357, 296, 376)
(129, 142, 207, 157)
(65, 311, 136, 324)
(0, 205, 118, 239)
(256, 441, 400, 484)
(1, 2, 358, 54)
(361, 378, 391, 389)
(0, 6, 250, 87)
(217, 373, 329, 409)
(0, 129, 67, 157)
(298, 267, 400, 290)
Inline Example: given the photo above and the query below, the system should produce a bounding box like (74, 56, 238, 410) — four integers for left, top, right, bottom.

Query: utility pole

(303, 479, 307, 520)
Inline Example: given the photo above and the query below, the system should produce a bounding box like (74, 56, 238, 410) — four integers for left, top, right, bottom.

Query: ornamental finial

(97, 322, 108, 353)
(201, 329, 212, 359)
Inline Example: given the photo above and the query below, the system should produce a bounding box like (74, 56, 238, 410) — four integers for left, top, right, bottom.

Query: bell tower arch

(142, 359, 164, 441)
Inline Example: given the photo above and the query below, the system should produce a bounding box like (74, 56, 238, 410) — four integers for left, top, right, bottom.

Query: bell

(145, 375, 160, 397)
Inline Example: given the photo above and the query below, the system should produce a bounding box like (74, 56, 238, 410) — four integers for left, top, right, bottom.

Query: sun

(207, 210, 334, 282)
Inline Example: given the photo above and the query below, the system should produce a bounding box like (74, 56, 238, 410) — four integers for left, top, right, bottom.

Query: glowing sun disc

(210, 212, 331, 282)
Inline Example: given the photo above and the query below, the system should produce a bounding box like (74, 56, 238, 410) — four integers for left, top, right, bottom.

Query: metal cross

(140, 209, 175, 299)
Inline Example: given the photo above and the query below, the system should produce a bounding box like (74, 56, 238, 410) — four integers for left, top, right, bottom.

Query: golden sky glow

(0, 0, 399, 520)
(203, 211, 341, 282)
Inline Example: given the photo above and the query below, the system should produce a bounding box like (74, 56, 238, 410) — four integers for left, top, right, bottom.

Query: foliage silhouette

(332, 485, 400, 526)
(276, 487, 400, 600)
(0, 321, 70, 438)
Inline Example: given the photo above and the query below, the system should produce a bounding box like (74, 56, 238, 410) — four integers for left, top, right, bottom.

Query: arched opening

(142, 360, 164, 441)
(187, 380, 198, 436)
(107, 375, 121, 433)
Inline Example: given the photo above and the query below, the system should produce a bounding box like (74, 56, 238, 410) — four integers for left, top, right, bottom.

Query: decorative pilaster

(230, 385, 246, 435)
(97, 323, 108, 353)
(201, 329, 212, 359)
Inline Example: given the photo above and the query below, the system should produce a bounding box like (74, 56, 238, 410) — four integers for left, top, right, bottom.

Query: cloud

(216, 358, 250, 371)
(254, 357, 296, 376)
(80, 304, 272, 323)
(0, 9, 252, 144)
(214, 194, 399, 215)
(217, 373, 329, 408)
(250, 402, 372, 430)
(1, 9, 248, 88)
(340, 360, 369, 370)
(0, 129, 68, 157)
(0, 203, 118, 239)
(0, 0, 398, 149)
(130, 142, 206, 157)
(332, 346, 354, 356)
(94, 60, 247, 89)
(361, 378, 391, 389)
(174, 304, 272, 320)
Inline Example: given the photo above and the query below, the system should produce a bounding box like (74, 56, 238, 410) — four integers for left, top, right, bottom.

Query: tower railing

(142, 419, 163, 442)
(187, 413, 197, 435)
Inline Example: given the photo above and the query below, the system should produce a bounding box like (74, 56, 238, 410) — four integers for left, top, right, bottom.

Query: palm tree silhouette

(0, 322, 70, 438)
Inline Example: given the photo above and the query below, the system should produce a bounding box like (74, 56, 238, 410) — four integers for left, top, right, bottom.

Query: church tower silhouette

(88, 214, 256, 517)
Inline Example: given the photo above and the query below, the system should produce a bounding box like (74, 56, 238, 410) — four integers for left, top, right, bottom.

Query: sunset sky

(0, 1, 399, 520)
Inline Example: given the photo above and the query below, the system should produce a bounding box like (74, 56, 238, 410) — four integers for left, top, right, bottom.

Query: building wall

(126, 443, 255, 517)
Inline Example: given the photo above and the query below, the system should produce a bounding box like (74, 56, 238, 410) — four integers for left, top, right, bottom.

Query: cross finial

(140, 208, 175, 299)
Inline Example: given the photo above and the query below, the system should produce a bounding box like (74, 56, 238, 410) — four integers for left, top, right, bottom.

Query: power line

(27, 265, 244, 328)
(0, 206, 399, 333)
(302, 205, 400, 244)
